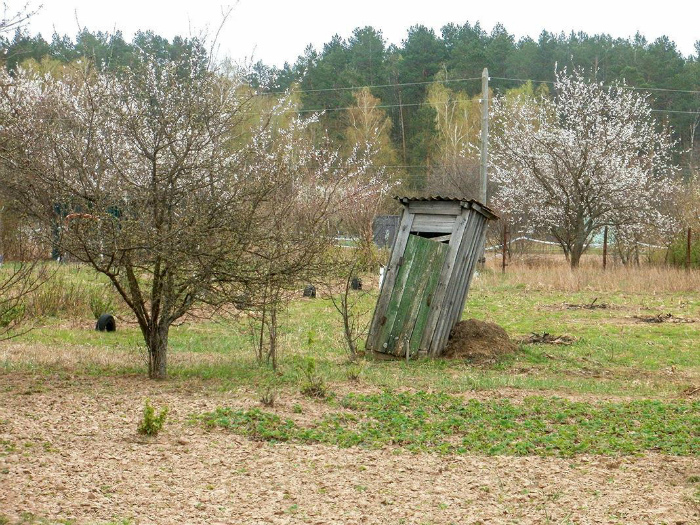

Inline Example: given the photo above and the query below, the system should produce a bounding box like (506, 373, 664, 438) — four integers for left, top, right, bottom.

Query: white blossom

(491, 68, 679, 266)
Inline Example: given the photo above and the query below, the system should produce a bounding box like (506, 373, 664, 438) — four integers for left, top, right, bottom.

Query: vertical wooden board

(418, 213, 470, 354)
(374, 234, 421, 354)
(431, 211, 481, 355)
(446, 215, 482, 320)
(452, 222, 488, 324)
(366, 210, 415, 351)
(433, 215, 486, 354)
(409, 240, 449, 356)
(426, 212, 476, 355)
(392, 238, 449, 357)
(442, 216, 485, 349)
(380, 236, 436, 356)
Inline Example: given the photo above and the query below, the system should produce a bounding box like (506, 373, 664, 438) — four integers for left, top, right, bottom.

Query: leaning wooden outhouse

(366, 196, 497, 358)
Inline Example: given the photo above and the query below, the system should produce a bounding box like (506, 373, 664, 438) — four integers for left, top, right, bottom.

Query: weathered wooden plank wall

(366, 197, 496, 358)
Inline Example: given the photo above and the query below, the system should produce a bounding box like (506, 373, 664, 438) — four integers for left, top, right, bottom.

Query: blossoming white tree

(491, 69, 678, 267)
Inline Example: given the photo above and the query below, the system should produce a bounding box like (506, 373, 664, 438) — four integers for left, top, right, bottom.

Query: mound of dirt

(443, 319, 517, 361)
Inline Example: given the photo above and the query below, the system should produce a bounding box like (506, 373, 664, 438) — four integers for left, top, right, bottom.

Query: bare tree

(318, 246, 378, 361)
(491, 69, 679, 268)
(0, 46, 277, 378)
(342, 88, 398, 254)
(0, 48, 386, 377)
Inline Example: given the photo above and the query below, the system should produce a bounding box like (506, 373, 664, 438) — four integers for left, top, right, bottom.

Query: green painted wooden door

(375, 234, 449, 357)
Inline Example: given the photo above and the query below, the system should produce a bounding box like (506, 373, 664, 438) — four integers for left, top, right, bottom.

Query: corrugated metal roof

(395, 195, 467, 202)
(395, 196, 498, 220)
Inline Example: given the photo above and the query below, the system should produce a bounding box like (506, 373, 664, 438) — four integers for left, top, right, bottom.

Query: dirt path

(1, 374, 698, 524)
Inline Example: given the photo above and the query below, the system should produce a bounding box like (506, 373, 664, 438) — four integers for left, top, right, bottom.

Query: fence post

(687, 227, 692, 272)
(603, 226, 608, 271)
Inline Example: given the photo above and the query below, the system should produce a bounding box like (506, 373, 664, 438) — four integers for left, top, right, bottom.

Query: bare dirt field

(2, 373, 699, 525)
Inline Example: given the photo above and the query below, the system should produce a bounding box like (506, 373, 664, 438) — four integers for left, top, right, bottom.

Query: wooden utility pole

(479, 68, 489, 204)
(603, 226, 608, 270)
(397, 86, 407, 165)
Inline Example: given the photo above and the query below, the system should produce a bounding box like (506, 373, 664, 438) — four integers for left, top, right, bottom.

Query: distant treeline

(0, 29, 204, 71)
(2, 23, 699, 181)
(253, 24, 700, 180)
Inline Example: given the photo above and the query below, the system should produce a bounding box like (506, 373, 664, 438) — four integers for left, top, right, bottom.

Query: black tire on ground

(96, 313, 116, 332)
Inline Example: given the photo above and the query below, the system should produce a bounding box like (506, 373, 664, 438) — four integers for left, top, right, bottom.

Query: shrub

(259, 386, 277, 407)
(346, 362, 365, 382)
(88, 284, 116, 320)
(28, 274, 84, 318)
(667, 234, 700, 268)
(0, 303, 25, 329)
(137, 399, 168, 436)
(299, 357, 327, 398)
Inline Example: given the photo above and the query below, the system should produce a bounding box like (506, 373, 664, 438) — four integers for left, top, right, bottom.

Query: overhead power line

(295, 102, 422, 114)
(257, 76, 483, 97)
(292, 101, 699, 117)
(247, 73, 699, 116)
(651, 109, 700, 115)
(253, 74, 700, 101)
(490, 76, 700, 95)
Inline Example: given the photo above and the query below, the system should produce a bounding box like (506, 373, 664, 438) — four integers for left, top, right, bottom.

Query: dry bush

(23, 266, 125, 320)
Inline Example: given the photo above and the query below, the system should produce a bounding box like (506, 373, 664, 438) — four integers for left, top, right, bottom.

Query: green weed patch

(199, 392, 700, 457)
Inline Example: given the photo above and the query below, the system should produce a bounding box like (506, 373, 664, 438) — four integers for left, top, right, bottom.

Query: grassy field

(1, 259, 699, 524)
(4, 259, 699, 398)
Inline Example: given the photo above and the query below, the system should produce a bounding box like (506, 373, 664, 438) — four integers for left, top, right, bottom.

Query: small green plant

(137, 399, 168, 436)
(0, 303, 25, 328)
(299, 357, 327, 398)
(259, 386, 277, 407)
(346, 362, 365, 382)
(200, 408, 296, 442)
(306, 330, 316, 347)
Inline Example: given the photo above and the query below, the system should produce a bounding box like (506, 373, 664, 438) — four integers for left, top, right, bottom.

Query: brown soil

(1, 373, 699, 525)
(443, 319, 518, 361)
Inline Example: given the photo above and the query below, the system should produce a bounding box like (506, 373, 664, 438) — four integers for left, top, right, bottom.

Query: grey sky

(21, 0, 700, 66)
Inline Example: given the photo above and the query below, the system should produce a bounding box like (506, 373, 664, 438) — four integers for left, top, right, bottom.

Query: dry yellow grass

(482, 255, 700, 293)
(0, 341, 249, 373)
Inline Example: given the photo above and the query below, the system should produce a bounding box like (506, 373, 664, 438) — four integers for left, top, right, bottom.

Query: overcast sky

(19, 0, 700, 67)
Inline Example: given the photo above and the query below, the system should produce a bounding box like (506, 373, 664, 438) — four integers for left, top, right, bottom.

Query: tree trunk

(147, 323, 170, 379)
(341, 286, 358, 360)
(568, 221, 590, 269)
(569, 239, 586, 268)
(267, 306, 278, 371)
